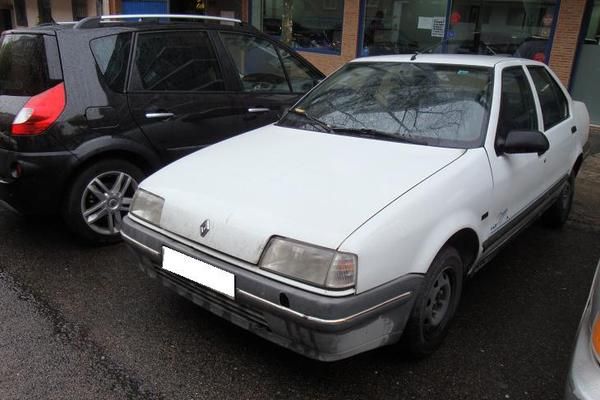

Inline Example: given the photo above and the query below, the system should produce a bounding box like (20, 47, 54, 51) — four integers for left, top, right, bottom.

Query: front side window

(278, 47, 321, 93)
(131, 31, 224, 92)
(220, 33, 290, 93)
(496, 66, 538, 142)
(279, 62, 493, 149)
(527, 66, 568, 130)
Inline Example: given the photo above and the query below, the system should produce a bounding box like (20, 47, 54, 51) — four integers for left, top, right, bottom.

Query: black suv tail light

(11, 82, 66, 136)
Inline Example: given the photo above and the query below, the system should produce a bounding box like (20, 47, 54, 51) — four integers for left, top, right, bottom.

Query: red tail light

(11, 82, 66, 136)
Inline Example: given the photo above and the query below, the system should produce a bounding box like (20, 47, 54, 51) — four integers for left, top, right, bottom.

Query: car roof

(351, 53, 545, 68)
(4, 19, 258, 36)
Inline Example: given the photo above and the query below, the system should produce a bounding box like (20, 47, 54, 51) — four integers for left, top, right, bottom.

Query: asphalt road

(1, 151, 599, 399)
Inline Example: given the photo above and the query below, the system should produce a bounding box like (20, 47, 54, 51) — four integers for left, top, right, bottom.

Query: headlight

(130, 189, 164, 226)
(259, 237, 357, 290)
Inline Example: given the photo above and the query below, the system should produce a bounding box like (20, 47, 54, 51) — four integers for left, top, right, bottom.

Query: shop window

(257, 0, 344, 54)
(448, 0, 558, 62)
(359, 0, 558, 63)
(360, 0, 448, 56)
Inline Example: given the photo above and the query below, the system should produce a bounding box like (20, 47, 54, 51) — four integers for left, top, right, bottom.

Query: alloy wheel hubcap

(81, 171, 138, 235)
(424, 268, 453, 328)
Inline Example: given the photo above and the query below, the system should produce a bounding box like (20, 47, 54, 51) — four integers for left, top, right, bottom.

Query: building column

(549, 0, 588, 86)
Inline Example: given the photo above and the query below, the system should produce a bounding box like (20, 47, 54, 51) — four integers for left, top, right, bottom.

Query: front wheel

(63, 159, 144, 244)
(402, 246, 464, 358)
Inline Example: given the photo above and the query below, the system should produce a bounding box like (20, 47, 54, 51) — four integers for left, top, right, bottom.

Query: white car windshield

(280, 62, 493, 149)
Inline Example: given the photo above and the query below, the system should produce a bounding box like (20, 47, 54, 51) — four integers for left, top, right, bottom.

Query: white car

(121, 54, 590, 361)
(566, 259, 600, 400)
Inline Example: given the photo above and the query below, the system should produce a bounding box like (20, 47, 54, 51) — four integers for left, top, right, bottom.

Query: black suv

(0, 15, 323, 243)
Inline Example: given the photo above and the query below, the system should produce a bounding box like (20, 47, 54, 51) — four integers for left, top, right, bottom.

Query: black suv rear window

(90, 33, 132, 93)
(0, 34, 62, 96)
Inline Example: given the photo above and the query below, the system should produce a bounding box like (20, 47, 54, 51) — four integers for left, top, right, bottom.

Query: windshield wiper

(329, 127, 428, 145)
(287, 108, 333, 133)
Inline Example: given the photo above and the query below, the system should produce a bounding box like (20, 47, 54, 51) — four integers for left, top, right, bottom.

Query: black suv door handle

(145, 112, 175, 120)
(247, 108, 270, 113)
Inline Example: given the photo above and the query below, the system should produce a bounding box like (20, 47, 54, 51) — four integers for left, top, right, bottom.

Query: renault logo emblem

(199, 219, 211, 237)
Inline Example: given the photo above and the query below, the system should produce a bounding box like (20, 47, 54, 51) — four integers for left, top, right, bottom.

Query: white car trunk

(140, 125, 465, 264)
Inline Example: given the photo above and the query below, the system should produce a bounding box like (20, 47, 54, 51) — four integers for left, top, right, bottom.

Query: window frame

(126, 29, 231, 94)
(525, 65, 571, 131)
(494, 65, 540, 153)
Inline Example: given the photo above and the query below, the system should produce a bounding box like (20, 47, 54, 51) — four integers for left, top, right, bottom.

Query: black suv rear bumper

(0, 148, 76, 214)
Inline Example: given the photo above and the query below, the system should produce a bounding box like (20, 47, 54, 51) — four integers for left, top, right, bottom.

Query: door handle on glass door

(247, 108, 270, 113)
(145, 112, 175, 120)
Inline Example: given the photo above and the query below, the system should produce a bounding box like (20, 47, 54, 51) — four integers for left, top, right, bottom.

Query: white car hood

(140, 125, 465, 264)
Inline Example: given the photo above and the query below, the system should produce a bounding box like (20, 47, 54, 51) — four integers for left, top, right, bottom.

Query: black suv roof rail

(74, 14, 242, 29)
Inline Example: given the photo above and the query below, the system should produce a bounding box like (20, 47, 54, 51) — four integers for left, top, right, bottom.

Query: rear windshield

(0, 34, 62, 96)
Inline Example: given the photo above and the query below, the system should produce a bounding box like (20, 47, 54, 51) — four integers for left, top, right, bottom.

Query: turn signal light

(593, 315, 600, 362)
(11, 82, 66, 136)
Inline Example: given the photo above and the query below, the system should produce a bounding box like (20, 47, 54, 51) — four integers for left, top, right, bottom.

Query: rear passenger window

(497, 67, 538, 142)
(220, 33, 290, 93)
(527, 66, 569, 130)
(90, 33, 132, 93)
(131, 31, 224, 92)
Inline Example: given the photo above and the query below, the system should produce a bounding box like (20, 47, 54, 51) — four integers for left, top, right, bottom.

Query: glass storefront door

(571, 0, 600, 125)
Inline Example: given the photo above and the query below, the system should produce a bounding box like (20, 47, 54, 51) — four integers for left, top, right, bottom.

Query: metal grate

(148, 262, 270, 330)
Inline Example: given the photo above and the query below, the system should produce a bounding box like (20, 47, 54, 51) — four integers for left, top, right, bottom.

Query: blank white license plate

(162, 247, 235, 299)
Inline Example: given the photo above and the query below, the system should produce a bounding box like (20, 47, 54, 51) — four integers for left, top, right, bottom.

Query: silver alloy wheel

(80, 171, 138, 235)
(424, 268, 453, 328)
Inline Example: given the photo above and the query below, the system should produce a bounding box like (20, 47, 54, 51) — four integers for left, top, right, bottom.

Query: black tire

(402, 246, 464, 358)
(542, 175, 574, 229)
(63, 158, 144, 244)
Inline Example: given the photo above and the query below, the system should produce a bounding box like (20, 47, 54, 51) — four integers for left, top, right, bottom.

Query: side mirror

(496, 130, 549, 156)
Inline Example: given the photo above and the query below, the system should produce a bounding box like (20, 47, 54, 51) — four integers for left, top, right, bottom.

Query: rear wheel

(542, 175, 574, 229)
(402, 246, 464, 358)
(63, 159, 143, 244)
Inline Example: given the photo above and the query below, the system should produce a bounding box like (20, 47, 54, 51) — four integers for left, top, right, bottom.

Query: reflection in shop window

(359, 0, 558, 63)
(448, 0, 557, 62)
(360, 0, 448, 56)
(261, 0, 344, 54)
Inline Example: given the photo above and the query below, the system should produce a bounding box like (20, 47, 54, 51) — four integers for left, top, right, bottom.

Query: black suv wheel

(63, 159, 144, 243)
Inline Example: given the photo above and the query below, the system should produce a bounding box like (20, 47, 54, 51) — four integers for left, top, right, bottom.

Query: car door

(216, 32, 322, 132)
(127, 30, 238, 163)
(526, 65, 574, 185)
(483, 64, 548, 242)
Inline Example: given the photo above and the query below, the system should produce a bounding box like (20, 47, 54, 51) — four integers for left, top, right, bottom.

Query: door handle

(247, 108, 270, 113)
(571, 126, 577, 134)
(145, 112, 175, 120)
